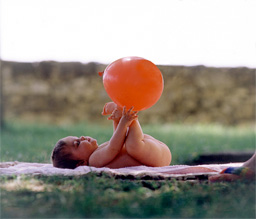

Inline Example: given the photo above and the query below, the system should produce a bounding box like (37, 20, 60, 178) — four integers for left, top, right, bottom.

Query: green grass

(1, 174, 255, 218)
(1, 121, 255, 164)
(1, 121, 255, 218)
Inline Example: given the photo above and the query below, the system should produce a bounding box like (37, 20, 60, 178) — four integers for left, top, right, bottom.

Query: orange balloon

(99, 57, 164, 111)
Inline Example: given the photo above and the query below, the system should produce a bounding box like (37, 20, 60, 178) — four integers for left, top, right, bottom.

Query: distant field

(3, 61, 255, 125)
(1, 120, 255, 164)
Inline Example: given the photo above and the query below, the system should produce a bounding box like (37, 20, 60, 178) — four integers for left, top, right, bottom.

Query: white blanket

(0, 161, 242, 180)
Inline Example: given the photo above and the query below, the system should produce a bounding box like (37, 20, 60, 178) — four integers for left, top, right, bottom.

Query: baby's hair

(51, 140, 84, 169)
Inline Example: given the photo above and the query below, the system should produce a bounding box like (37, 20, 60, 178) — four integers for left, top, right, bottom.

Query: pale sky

(0, 0, 256, 67)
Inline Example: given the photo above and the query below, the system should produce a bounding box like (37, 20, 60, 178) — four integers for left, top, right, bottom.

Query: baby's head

(51, 136, 98, 169)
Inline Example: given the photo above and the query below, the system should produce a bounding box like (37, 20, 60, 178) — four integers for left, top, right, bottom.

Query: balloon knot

(98, 71, 104, 76)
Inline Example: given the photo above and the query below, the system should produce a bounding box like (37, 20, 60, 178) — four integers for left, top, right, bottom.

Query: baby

(51, 102, 172, 169)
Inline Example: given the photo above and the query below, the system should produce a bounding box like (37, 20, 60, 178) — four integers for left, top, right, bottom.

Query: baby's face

(61, 136, 98, 163)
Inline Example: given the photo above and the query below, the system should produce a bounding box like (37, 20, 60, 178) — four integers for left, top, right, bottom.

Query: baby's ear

(76, 160, 87, 167)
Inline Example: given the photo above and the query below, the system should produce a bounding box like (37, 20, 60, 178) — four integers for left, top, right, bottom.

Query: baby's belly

(105, 147, 142, 168)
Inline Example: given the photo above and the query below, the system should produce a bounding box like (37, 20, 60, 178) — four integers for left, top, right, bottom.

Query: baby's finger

(129, 110, 138, 116)
(127, 106, 134, 113)
(131, 115, 138, 121)
(132, 110, 138, 115)
(122, 106, 127, 114)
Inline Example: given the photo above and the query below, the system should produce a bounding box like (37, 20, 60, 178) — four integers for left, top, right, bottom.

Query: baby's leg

(125, 119, 171, 167)
(209, 152, 255, 182)
(102, 102, 122, 116)
(102, 102, 117, 115)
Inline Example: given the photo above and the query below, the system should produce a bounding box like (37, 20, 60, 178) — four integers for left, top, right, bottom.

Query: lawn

(1, 121, 255, 218)
(1, 121, 255, 164)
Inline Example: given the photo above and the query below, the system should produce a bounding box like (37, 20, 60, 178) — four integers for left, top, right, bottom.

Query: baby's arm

(125, 119, 172, 167)
(89, 107, 137, 167)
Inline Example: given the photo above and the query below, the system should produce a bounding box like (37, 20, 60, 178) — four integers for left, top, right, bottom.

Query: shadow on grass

(1, 174, 255, 218)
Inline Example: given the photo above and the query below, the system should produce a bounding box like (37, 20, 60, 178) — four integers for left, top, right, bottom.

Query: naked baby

(51, 102, 172, 169)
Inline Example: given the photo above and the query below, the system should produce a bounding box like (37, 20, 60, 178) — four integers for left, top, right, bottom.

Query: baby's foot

(102, 102, 117, 115)
(108, 107, 123, 121)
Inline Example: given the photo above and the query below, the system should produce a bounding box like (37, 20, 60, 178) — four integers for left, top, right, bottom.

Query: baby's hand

(120, 106, 138, 127)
